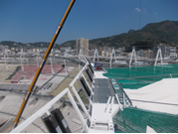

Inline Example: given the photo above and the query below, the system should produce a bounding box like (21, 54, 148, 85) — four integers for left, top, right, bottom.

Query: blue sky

(0, 0, 178, 45)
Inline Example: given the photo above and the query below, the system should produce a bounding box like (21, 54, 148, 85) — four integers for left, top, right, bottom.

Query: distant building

(153, 45, 177, 59)
(76, 38, 89, 55)
(137, 50, 144, 57)
(137, 49, 153, 58)
(145, 50, 153, 58)
(170, 47, 177, 58)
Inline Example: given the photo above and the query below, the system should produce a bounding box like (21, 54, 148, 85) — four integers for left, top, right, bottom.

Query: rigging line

(131, 99, 178, 106)
(116, 73, 178, 80)
(0, 89, 53, 99)
(6, 69, 75, 78)
(0, 111, 46, 133)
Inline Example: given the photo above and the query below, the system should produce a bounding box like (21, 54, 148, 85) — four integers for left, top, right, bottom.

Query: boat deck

(93, 78, 116, 103)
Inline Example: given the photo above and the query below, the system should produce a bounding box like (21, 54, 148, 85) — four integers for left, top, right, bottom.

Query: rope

(117, 73, 178, 80)
(131, 99, 178, 106)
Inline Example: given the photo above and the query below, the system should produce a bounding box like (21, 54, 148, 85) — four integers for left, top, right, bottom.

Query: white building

(76, 38, 89, 55)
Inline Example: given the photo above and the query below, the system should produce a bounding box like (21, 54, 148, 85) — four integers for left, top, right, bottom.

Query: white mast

(129, 46, 137, 67)
(20, 48, 24, 71)
(64, 49, 68, 74)
(50, 49, 54, 74)
(4, 49, 8, 71)
(93, 49, 99, 63)
(154, 45, 163, 66)
(110, 49, 116, 68)
(37, 48, 39, 67)
(78, 48, 83, 71)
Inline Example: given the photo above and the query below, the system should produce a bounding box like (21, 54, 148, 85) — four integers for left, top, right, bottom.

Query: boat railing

(10, 88, 85, 133)
(69, 59, 95, 131)
(111, 79, 133, 107)
(10, 58, 93, 133)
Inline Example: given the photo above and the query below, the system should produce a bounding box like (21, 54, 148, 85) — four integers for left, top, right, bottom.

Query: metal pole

(12, 0, 76, 129)
(4, 49, 8, 71)
(21, 48, 24, 71)
(37, 48, 39, 67)
(50, 49, 54, 74)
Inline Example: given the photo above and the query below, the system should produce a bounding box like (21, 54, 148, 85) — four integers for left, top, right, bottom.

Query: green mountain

(60, 20, 178, 50)
(1, 20, 178, 50)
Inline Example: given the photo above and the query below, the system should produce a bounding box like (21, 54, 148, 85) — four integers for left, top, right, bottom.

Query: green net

(104, 64, 178, 89)
(114, 107, 178, 133)
(104, 64, 178, 133)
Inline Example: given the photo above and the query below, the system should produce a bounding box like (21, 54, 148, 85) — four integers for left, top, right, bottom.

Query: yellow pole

(12, 0, 76, 129)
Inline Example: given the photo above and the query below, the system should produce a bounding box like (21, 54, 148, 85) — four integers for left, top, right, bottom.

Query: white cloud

(143, 8, 147, 13)
(135, 7, 141, 12)
(154, 12, 158, 15)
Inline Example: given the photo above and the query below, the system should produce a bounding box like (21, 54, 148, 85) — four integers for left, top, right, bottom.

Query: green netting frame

(114, 107, 178, 133)
(104, 64, 178, 89)
(105, 64, 178, 133)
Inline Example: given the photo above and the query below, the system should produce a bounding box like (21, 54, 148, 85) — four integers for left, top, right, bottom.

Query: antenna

(139, 0, 141, 29)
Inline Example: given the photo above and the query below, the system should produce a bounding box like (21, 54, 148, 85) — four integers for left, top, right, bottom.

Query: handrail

(116, 73, 176, 80)
(10, 88, 86, 133)
(69, 61, 91, 121)
(115, 79, 133, 106)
